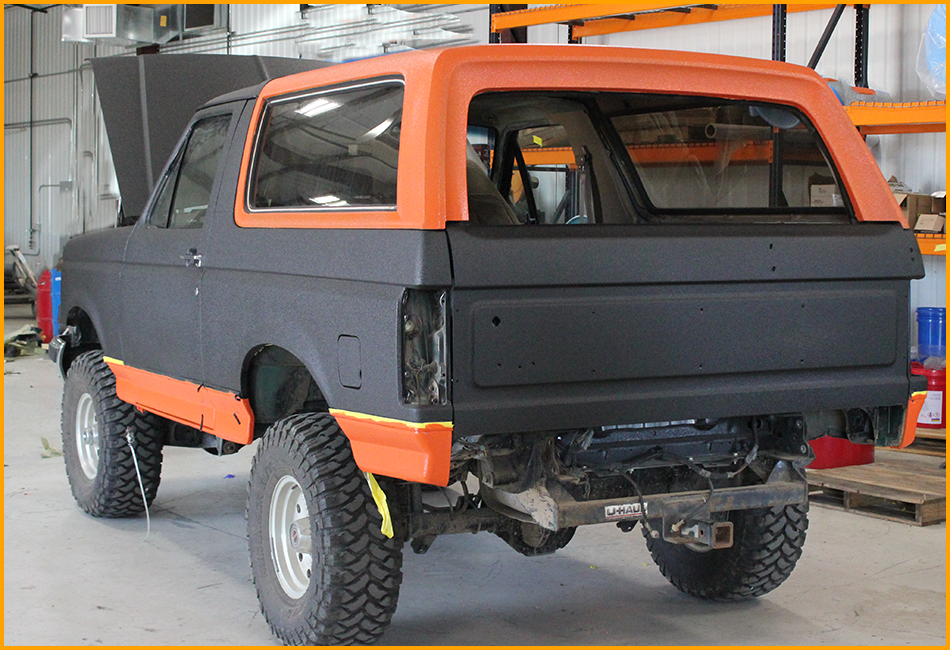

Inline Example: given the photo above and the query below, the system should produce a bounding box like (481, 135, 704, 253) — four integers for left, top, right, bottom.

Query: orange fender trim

(897, 392, 928, 449)
(330, 409, 452, 486)
(104, 358, 254, 445)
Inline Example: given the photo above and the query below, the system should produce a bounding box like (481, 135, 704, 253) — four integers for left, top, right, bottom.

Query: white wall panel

(4, 118, 75, 273)
(589, 5, 939, 100)
(4, 6, 31, 81)
(4, 127, 31, 255)
(232, 4, 303, 36)
(229, 39, 301, 59)
(32, 6, 80, 77)
(28, 73, 77, 123)
(4, 78, 30, 124)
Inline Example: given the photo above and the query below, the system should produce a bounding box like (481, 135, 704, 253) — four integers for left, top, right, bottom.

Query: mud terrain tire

(247, 413, 403, 645)
(644, 504, 808, 601)
(61, 350, 164, 517)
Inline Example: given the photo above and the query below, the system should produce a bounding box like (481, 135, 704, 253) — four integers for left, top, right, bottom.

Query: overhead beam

(572, 4, 836, 39)
(490, 3, 705, 32)
(845, 101, 947, 135)
(10, 4, 49, 12)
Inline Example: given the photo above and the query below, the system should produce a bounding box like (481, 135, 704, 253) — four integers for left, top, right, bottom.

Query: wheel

(61, 350, 164, 517)
(643, 504, 808, 601)
(247, 413, 403, 645)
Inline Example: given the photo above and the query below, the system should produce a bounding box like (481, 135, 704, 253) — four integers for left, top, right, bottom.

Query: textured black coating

(61, 350, 164, 517)
(448, 222, 922, 435)
(446, 222, 923, 287)
(197, 102, 453, 424)
(644, 503, 809, 600)
(58, 226, 134, 357)
(60, 86, 924, 439)
(59, 99, 455, 426)
(117, 105, 239, 382)
(246, 413, 403, 645)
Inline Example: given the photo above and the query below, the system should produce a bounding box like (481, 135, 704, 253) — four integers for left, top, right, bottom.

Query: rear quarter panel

(59, 227, 133, 357)
(200, 102, 453, 424)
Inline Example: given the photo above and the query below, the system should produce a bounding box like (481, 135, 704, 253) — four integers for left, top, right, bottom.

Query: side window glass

(250, 81, 403, 210)
(168, 115, 231, 229)
(509, 125, 582, 224)
(147, 154, 182, 228)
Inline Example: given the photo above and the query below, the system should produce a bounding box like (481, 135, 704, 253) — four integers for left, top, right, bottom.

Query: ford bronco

(51, 45, 927, 645)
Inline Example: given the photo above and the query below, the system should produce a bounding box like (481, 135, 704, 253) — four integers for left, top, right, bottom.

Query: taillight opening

(401, 289, 448, 405)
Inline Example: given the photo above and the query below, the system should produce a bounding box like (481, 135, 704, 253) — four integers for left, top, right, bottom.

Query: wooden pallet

(894, 428, 946, 457)
(807, 457, 947, 526)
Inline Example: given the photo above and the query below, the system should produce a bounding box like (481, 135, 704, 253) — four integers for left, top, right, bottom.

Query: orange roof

(235, 45, 904, 229)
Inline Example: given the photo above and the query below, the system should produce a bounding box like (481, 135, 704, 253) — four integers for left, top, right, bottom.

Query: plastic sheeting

(917, 5, 946, 98)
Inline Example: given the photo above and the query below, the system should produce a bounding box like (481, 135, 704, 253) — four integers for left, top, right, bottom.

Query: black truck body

(51, 46, 926, 646)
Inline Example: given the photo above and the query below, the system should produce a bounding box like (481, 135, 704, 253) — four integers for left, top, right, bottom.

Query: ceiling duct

(64, 5, 225, 46)
(82, 5, 180, 45)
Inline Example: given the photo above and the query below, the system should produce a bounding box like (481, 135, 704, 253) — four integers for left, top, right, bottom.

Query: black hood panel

(92, 53, 328, 220)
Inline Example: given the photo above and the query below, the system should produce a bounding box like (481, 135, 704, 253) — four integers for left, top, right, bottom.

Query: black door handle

(180, 248, 203, 268)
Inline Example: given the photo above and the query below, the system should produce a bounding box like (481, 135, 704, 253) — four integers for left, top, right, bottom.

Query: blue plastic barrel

(50, 269, 62, 338)
(917, 307, 946, 360)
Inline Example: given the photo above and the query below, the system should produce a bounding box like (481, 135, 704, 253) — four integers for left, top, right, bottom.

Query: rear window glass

(468, 91, 849, 225)
(607, 100, 842, 213)
(249, 80, 403, 211)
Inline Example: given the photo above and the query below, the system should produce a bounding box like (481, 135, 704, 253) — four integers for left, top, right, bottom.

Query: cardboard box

(914, 214, 945, 233)
(888, 177, 946, 228)
(892, 192, 931, 229)
(887, 176, 914, 193)
(810, 184, 843, 207)
(932, 191, 946, 215)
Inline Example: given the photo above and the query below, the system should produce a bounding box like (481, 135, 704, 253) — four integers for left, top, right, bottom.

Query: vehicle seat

(466, 143, 520, 226)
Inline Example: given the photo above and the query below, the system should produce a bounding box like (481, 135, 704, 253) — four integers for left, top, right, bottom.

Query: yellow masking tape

(365, 472, 394, 539)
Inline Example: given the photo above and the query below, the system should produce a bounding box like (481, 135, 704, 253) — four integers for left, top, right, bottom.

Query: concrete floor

(4, 303, 946, 645)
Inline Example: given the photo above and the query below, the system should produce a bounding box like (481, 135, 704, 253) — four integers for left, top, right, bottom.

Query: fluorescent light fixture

(309, 195, 349, 207)
(295, 98, 341, 118)
(362, 117, 395, 140)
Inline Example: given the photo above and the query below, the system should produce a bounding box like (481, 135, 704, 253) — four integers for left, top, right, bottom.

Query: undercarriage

(390, 414, 816, 556)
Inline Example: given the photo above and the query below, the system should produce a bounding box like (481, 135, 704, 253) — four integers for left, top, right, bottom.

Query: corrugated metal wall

(4, 5, 124, 274)
(3, 3, 944, 316)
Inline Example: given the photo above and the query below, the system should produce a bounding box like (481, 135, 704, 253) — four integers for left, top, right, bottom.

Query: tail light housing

(401, 289, 448, 405)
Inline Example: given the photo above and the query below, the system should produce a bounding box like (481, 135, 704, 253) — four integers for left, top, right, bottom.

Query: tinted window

(147, 154, 181, 228)
(608, 101, 842, 214)
(148, 114, 231, 229)
(468, 91, 849, 225)
(250, 81, 403, 210)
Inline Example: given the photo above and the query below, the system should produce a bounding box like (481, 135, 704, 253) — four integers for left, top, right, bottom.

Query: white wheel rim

(75, 393, 99, 479)
(269, 475, 312, 599)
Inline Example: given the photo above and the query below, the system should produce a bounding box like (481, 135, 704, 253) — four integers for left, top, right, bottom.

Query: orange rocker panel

(105, 357, 916, 483)
(104, 358, 452, 486)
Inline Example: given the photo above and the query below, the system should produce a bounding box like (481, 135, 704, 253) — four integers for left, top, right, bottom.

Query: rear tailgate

(447, 222, 924, 436)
